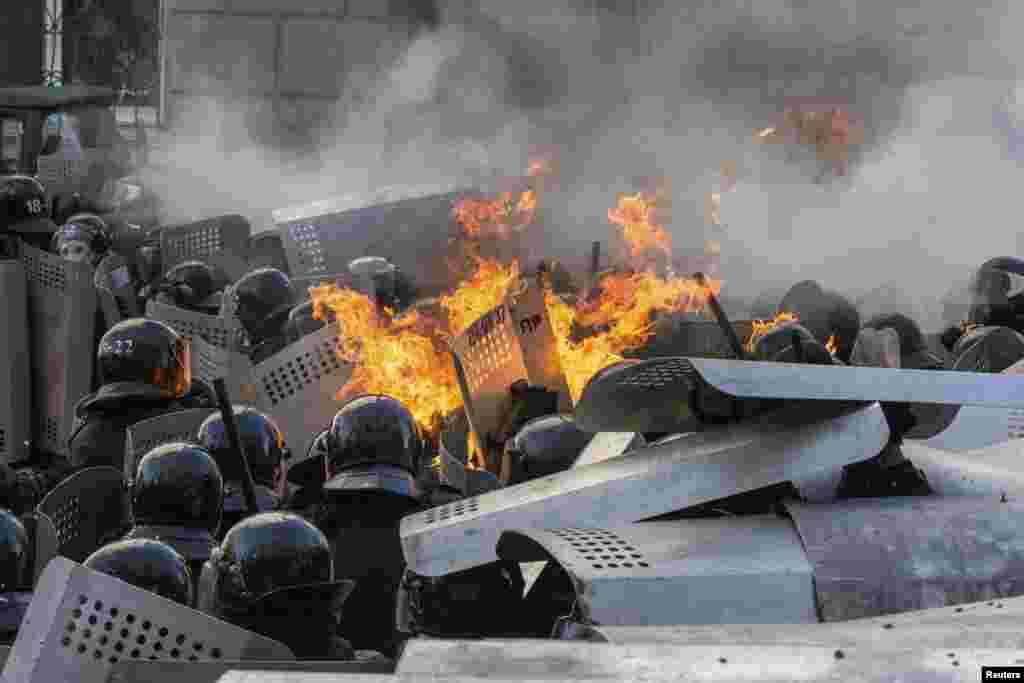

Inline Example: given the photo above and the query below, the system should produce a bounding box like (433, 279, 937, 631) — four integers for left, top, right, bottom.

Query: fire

(826, 334, 838, 355)
(747, 311, 800, 353)
(757, 101, 865, 177)
(452, 190, 539, 240)
(608, 192, 673, 264)
(440, 255, 520, 337)
(546, 272, 721, 403)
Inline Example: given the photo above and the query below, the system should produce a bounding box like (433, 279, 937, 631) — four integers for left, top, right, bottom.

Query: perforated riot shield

(123, 409, 217, 482)
(901, 441, 1024, 499)
(145, 300, 246, 351)
(36, 466, 129, 563)
(21, 511, 59, 586)
(159, 215, 250, 283)
(400, 401, 888, 577)
(274, 185, 476, 294)
(785, 497, 1024, 621)
(106, 657, 394, 683)
(0, 259, 32, 463)
(93, 252, 139, 330)
(571, 432, 646, 469)
(496, 518, 817, 627)
(2, 557, 293, 683)
(21, 243, 97, 457)
(248, 326, 354, 476)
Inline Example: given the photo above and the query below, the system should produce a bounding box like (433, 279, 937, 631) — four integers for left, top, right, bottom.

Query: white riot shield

(2, 558, 293, 683)
(0, 260, 32, 463)
(93, 252, 139, 330)
(21, 243, 97, 457)
(36, 467, 129, 563)
(400, 401, 889, 577)
(123, 409, 218, 482)
(451, 283, 571, 458)
(107, 658, 394, 682)
(249, 326, 354, 476)
(274, 185, 469, 293)
(145, 300, 246, 350)
(571, 433, 646, 469)
(159, 215, 250, 283)
(496, 518, 817, 627)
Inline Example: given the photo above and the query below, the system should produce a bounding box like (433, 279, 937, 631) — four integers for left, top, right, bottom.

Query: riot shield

(571, 432, 646, 469)
(274, 185, 470, 294)
(2, 558, 293, 683)
(249, 326, 354, 476)
(422, 438, 468, 497)
(145, 300, 247, 351)
(785, 497, 1024, 621)
(495, 518, 817, 627)
(36, 466, 129, 563)
(902, 441, 1024, 499)
(21, 243, 97, 457)
(159, 215, 250, 283)
(400, 401, 888, 577)
(0, 260, 32, 463)
(93, 252, 139, 330)
(21, 511, 59, 587)
(107, 657, 394, 683)
(917, 405, 1024, 452)
(123, 409, 217, 482)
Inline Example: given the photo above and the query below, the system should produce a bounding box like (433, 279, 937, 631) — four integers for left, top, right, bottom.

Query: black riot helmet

(227, 268, 295, 343)
(285, 300, 334, 344)
(0, 510, 29, 593)
(952, 326, 1024, 373)
(966, 258, 1024, 330)
(52, 213, 112, 265)
(1, 175, 50, 230)
(504, 414, 593, 485)
(96, 319, 192, 402)
(197, 406, 289, 492)
(863, 313, 945, 370)
(157, 260, 220, 311)
(84, 539, 194, 607)
(131, 443, 224, 538)
(752, 322, 834, 365)
(197, 512, 353, 617)
(777, 281, 860, 362)
(323, 395, 423, 500)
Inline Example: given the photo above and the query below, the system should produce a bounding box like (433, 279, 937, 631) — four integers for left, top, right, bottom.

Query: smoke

(145, 0, 1024, 331)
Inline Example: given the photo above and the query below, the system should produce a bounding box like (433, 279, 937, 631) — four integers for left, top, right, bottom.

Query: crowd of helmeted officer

(3, 170, 1024, 660)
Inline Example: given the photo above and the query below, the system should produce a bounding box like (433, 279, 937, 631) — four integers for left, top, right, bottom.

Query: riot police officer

(285, 300, 336, 344)
(148, 260, 223, 314)
(222, 268, 295, 364)
(751, 321, 835, 365)
(0, 510, 33, 645)
(197, 512, 380, 661)
(84, 538, 195, 607)
(347, 256, 416, 312)
(502, 414, 593, 485)
(777, 280, 861, 363)
(952, 325, 1024, 373)
(196, 406, 290, 531)
(123, 442, 223, 586)
(1, 175, 57, 251)
(68, 319, 192, 471)
(51, 213, 112, 266)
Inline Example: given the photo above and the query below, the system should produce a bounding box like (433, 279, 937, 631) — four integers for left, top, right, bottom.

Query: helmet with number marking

(95, 319, 192, 402)
(52, 212, 112, 265)
(1, 175, 56, 249)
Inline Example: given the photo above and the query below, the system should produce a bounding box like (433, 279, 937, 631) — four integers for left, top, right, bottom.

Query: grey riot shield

(392, 639, 1012, 683)
(400, 401, 888, 577)
(2, 558, 293, 683)
(20, 511, 59, 586)
(106, 658, 395, 683)
(0, 260, 32, 463)
(123, 409, 217, 482)
(918, 405, 1024, 452)
(248, 326, 354, 477)
(21, 243, 97, 457)
(93, 252, 139, 330)
(36, 466, 129, 563)
(786, 497, 1024, 622)
(274, 185, 469, 293)
(159, 215, 250, 283)
(422, 439, 468, 497)
(901, 441, 1024, 499)
(496, 518, 817, 628)
(145, 300, 246, 351)
(571, 432, 646, 469)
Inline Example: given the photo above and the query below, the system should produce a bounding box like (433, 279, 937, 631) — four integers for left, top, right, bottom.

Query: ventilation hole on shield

(72, 608, 82, 619)
(593, 564, 603, 569)
(188, 655, 199, 662)
(130, 649, 140, 658)
(126, 614, 135, 624)
(193, 642, 203, 651)
(136, 635, 146, 645)
(120, 628, 129, 638)
(154, 642, 163, 652)
(77, 644, 87, 654)
(211, 648, 222, 659)
(631, 554, 642, 559)
(176, 634, 186, 645)
(159, 627, 168, 637)
(171, 648, 180, 658)
(88, 615, 97, 625)
(114, 642, 124, 652)
(62, 637, 71, 647)
(94, 601, 103, 611)
(82, 628, 91, 638)
(639, 562, 650, 567)
(67, 622, 76, 633)
(104, 621, 113, 631)
(93, 650, 102, 660)
(108, 656, 118, 664)
(99, 635, 108, 645)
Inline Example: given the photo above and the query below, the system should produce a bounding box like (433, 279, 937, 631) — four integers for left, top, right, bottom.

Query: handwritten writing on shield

(518, 313, 543, 336)
(467, 305, 508, 349)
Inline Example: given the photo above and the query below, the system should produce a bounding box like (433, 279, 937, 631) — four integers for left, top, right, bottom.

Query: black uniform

(68, 319, 192, 471)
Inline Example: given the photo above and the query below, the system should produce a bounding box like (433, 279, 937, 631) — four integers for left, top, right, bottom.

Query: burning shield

(0, 260, 32, 464)
(2, 558, 293, 683)
(451, 282, 571, 468)
(786, 497, 1024, 622)
(274, 186, 470, 295)
(248, 326, 354, 477)
(159, 215, 251, 284)
(123, 409, 217, 483)
(496, 518, 817, 629)
(21, 243, 97, 457)
(36, 466, 129, 564)
(399, 401, 888, 577)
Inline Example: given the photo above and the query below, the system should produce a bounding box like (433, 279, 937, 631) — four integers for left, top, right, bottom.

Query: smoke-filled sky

(144, 0, 1024, 331)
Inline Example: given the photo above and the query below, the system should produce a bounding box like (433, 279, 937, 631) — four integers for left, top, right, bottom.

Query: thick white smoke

(143, 0, 1024, 332)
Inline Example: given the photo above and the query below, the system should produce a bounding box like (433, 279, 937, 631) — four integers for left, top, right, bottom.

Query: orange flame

(747, 311, 799, 353)
(440, 256, 520, 337)
(608, 192, 672, 265)
(825, 334, 838, 355)
(452, 190, 538, 240)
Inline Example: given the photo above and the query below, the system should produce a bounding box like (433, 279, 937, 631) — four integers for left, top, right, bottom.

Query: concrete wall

(163, 0, 436, 143)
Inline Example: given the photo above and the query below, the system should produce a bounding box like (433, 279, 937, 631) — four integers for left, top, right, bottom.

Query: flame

(440, 256, 520, 337)
(747, 312, 800, 353)
(608, 192, 672, 265)
(452, 190, 538, 240)
(546, 272, 721, 402)
(758, 103, 866, 177)
(826, 334, 838, 355)
(465, 431, 485, 471)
